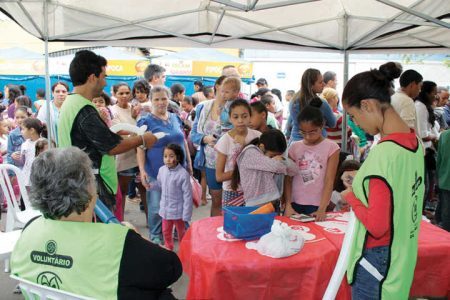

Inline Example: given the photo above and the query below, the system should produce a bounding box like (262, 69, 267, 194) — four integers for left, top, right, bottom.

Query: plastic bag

(191, 176, 201, 208)
(246, 220, 304, 258)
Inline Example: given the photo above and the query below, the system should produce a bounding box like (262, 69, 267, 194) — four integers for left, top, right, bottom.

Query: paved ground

(0, 197, 212, 299)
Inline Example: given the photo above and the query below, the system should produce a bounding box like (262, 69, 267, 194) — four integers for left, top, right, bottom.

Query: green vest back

(347, 139, 424, 299)
(11, 217, 129, 299)
(58, 94, 118, 192)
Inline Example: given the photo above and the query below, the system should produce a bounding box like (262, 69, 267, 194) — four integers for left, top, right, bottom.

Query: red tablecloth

(179, 214, 450, 300)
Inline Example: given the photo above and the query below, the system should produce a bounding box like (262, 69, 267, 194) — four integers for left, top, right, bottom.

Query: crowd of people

(1, 49, 449, 299)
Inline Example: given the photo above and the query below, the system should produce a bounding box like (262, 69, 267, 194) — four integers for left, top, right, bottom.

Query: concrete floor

(0, 197, 212, 299)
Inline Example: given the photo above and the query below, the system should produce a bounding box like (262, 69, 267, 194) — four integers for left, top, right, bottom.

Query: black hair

(132, 79, 150, 99)
(69, 50, 107, 86)
(182, 96, 194, 105)
(203, 86, 214, 98)
(271, 88, 282, 101)
(36, 88, 45, 99)
(15, 106, 32, 117)
(113, 82, 130, 94)
(144, 64, 165, 82)
(7, 85, 22, 105)
(15, 95, 32, 108)
(229, 99, 251, 116)
(23, 118, 48, 138)
(260, 94, 274, 107)
(416, 81, 437, 127)
(214, 75, 227, 94)
(297, 104, 324, 127)
(250, 101, 268, 120)
(251, 87, 270, 99)
(170, 83, 185, 98)
(98, 92, 111, 106)
(399, 69, 423, 88)
(164, 143, 184, 165)
(51, 81, 69, 92)
(334, 159, 361, 192)
(231, 129, 287, 190)
(35, 138, 55, 156)
(19, 85, 26, 95)
(342, 62, 402, 108)
(194, 80, 203, 91)
(323, 71, 336, 84)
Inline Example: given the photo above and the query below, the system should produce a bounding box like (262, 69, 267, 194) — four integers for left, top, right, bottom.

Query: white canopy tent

(1, 0, 449, 144)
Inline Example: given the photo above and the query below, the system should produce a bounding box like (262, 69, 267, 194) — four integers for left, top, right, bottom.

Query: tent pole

(43, 0, 53, 147)
(341, 50, 349, 153)
(341, 13, 349, 153)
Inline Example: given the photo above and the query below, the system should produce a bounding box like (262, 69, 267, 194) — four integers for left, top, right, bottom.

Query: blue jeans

(146, 177, 162, 240)
(291, 203, 318, 215)
(352, 246, 390, 300)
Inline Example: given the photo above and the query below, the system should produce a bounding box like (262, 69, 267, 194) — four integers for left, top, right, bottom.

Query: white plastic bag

(246, 220, 304, 258)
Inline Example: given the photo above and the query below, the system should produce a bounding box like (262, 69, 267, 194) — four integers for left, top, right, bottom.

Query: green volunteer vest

(347, 139, 425, 299)
(11, 217, 129, 299)
(58, 94, 118, 193)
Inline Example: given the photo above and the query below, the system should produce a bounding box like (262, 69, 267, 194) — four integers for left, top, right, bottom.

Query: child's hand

(283, 203, 296, 217)
(11, 151, 21, 161)
(141, 171, 151, 190)
(272, 155, 284, 161)
(312, 209, 326, 222)
(234, 134, 245, 146)
(203, 135, 217, 146)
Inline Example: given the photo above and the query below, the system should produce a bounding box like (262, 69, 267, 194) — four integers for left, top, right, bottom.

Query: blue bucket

(223, 206, 276, 240)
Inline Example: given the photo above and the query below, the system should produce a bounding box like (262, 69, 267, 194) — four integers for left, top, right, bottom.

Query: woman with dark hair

(415, 80, 438, 204)
(192, 80, 207, 103)
(6, 84, 23, 119)
(191, 75, 227, 216)
(340, 63, 424, 299)
(289, 68, 336, 144)
(36, 81, 69, 144)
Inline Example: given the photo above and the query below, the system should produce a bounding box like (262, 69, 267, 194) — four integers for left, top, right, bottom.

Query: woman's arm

(184, 139, 193, 175)
(190, 104, 206, 146)
(313, 149, 340, 221)
(136, 147, 150, 189)
(321, 100, 337, 128)
(342, 178, 391, 238)
(215, 152, 233, 182)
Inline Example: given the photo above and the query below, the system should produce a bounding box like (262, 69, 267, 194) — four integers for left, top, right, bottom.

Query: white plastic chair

(0, 164, 41, 272)
(10, 275, 95, 300)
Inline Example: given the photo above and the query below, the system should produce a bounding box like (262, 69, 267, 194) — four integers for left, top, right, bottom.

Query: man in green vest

(58, 50, 157, 210)
(11, 147, 182, 299)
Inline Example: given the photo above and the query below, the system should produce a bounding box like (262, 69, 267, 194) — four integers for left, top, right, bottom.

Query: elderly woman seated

(10, 147, 182, 299)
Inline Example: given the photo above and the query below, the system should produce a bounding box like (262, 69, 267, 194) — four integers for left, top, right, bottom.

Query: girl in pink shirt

(215, 100, 261, 207)
(285, 104, 340, 221)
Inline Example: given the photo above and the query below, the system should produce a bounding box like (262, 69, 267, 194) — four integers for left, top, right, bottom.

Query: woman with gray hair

(137, 85, 192, 245)
(10, 147, 182, 299)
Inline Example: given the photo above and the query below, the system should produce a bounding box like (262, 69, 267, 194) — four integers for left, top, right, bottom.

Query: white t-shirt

(215, 128, 261, 191)
(415, 101, 433, 149)
(20, 139, 37, 186)
(0, 134, 8, 154)
(391, 91, 418, 131)
(111, 104, 138, 172)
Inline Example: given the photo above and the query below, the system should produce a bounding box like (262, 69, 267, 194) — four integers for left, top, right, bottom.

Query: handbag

(190, 176, 202, 208)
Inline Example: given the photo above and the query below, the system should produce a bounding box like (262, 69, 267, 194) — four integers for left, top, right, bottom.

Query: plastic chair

(10, 275, 95, 300)
(0, 164, 40, 272)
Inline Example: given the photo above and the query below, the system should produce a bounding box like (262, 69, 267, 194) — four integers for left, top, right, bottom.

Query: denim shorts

(291, 203, 318, 215)
(205, 167, 222, 190)
(117, 166, 139, 177)
(352, 246, 390, 300)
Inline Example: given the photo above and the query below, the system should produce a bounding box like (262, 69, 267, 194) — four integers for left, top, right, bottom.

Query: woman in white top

(415, 80, 438, 204)
(36, 81, 69, 145)
(111, 82, 139, 219)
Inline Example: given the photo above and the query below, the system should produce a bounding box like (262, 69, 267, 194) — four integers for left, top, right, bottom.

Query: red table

(179, 214, 450, 300)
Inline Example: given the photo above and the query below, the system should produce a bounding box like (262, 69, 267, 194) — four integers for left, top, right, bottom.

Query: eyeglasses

(299, 128, 322, 136)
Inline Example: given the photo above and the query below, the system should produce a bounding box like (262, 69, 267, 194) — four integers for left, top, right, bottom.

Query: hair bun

(379, 62, 402, 81)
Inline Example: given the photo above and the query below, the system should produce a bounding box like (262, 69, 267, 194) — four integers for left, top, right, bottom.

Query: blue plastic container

(223, 206, 276, 240)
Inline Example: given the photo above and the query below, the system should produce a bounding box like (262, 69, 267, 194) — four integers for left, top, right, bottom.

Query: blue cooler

(223, 206, 276, 240)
